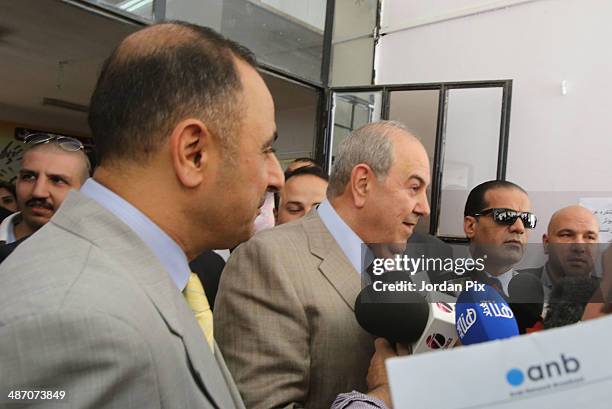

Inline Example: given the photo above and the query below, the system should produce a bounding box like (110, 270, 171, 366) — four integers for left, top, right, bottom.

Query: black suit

(406, 232, 454, 283)
(189, 250, 226, 310)
(0, 236, 28, 264)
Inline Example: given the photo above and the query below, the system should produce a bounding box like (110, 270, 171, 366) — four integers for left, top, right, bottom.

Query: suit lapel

(52, 191, 236, 409)
(302, 212, 362, 311)
(142, 278, 236, 409)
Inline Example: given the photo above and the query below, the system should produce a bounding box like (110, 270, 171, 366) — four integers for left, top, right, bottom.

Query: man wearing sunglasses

(0, 135, 90, 255)
(462, 180, 536, 296)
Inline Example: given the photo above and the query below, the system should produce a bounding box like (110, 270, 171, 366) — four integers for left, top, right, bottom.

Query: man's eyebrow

(263, 131, 279, 148)
(47, 172, 74, 183)
(409, 175, 428, 186)
(557, 229, 576, 235)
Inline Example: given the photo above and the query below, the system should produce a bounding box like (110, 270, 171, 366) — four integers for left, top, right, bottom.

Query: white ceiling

(0, 0, 318, 137)
(0, 0, 139, 135)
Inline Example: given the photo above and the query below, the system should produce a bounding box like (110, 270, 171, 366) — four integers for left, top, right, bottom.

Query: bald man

(520, 205, 600, 301)
(0, 23, 284, 409)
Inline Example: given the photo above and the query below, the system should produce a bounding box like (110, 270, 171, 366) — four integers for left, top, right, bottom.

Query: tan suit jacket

(215, 211, 374, 409)
(0, 191, 245, 409)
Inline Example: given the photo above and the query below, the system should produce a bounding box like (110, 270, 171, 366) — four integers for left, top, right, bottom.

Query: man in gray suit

(519, 205, 600, 302)
(0, 22, 284, 408)
(215, 121, 431, 409)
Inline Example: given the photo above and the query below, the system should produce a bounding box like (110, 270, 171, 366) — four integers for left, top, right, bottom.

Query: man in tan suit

(0, 22, 284, 408)
(215, 120, 431, 408)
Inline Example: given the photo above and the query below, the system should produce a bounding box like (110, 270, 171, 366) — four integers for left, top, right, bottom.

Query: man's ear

(543, 234, 549, 254)
(170, 119, 211, 188)
(464, 216, 477, 239)
(350, 164, 372, 208)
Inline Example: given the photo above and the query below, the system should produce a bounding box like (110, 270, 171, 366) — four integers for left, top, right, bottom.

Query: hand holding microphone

(365, 338, 411, 409)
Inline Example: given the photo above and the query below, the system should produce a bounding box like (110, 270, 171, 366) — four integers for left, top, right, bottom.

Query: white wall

(377, 0, 612, 242)
(378, 0, 612, 192)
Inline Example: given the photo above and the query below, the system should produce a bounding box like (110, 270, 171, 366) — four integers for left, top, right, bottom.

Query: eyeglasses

(23, 133, 84, 152)
(472, 208, 537, 229)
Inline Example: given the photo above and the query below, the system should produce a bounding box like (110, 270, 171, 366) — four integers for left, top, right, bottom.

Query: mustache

(25, 198, 53, 210)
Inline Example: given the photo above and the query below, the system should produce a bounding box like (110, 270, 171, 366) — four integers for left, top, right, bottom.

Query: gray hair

(327, 120, 411, 198)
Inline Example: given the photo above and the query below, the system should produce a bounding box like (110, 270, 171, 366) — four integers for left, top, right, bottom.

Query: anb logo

(505, 354, 581, 387)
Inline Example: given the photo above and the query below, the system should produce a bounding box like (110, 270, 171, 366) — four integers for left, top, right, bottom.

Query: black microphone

(507, 273, 545, 334)
(355, 271, 457, 352)
(355, 283, 430, 344)
(544, 276, 600, 329)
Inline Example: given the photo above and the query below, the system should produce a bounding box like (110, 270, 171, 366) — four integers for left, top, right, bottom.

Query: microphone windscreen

(544, 276, 600, 329)
(508, 273, 545, 330)
(455, 284, 519, 345)
(355, 283, 429, 344)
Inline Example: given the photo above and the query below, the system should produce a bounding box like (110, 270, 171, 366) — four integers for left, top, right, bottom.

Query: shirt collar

(0, 212, 19, 244)
(317, 199, 372, 275)
(485, 269, 517, 296)
(80, 179, 190, 291)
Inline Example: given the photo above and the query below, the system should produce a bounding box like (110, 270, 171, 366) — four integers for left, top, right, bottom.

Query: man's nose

(414, 191, 430, 217)
(267, 153, 284, 193)
(509, 217, 526, 234)
(31, 178, 50, 199)
(570, 239, 588, 253)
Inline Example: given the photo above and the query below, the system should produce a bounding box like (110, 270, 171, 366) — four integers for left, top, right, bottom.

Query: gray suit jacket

(215, 211, 374, 409)
(0, 191, 245, 409)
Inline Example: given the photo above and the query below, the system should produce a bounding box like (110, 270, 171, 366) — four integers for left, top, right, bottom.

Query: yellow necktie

(183, 272, 214, 352)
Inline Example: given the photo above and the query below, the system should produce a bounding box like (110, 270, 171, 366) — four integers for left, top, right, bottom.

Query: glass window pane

(331, 125, 351, 166)
(388, 89, 440, 234)
(334, 98, 353, 129)
(437, 87, 504, 237)
(261, 72, 319, 163)
(165, 0, 327, 83)
(330, 0, 377, 86)
(93, 0, 155, 20)
(329, 91, 382, 170)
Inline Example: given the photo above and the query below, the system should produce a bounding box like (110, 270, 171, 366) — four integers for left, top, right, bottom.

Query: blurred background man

(521, 205, 600, 301)
(0, 134, 90, 251)
(276, 164, 328, 225)
(0, 180, 17, 214)
(285, 156, 317, 173)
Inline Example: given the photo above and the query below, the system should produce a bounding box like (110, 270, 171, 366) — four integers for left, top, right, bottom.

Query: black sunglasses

(472, 208, 537, 229)
(23, 133, 84, 152)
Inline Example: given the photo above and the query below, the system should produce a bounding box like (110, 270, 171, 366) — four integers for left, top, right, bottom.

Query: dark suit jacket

(190, 250, 226, 310)
(406, 232, 454, 283)
(0, 236, 27, 264)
